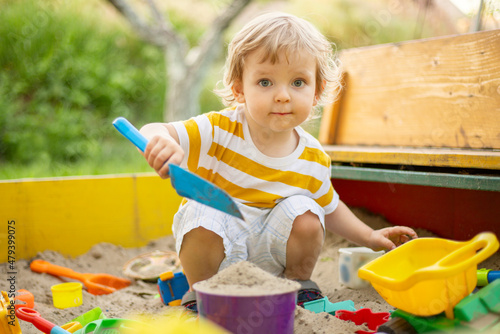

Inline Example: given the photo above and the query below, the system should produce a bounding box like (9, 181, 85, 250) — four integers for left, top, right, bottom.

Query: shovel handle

(16, 307, 72, 334)
(113, 117, 148, 152)
(30, 260, 84, 282)
(113, 117, 174, 178)
(15, 307, 56, 333)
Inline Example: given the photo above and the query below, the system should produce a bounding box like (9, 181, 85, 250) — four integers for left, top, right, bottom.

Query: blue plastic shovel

(113, 117, 244, 220)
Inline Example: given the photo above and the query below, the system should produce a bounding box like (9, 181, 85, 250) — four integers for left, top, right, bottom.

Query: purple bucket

(194, 287, 298, 334)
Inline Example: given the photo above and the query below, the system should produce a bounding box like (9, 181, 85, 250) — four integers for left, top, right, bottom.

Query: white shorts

(172, 195, 326, 276)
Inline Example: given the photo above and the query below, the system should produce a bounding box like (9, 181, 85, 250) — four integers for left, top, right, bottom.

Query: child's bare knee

(292, 211, 323, 239)
(184, 227, 221, 242)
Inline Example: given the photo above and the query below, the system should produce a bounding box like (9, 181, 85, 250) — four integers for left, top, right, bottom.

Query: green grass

(0, 139, 153, 180)
(0, 0, 165, 173)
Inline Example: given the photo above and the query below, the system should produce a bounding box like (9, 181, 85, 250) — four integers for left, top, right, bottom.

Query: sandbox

(2, 208, 499, 334)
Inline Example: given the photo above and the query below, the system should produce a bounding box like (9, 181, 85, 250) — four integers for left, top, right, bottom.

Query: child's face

(232, 48, 319, 136)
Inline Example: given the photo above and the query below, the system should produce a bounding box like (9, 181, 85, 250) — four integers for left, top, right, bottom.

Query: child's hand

(143, 135, 184, 179)
(369, 226, 418, 251)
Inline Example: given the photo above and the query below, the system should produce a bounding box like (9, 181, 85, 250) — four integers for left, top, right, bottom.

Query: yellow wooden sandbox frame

(0, 173, 182, 263)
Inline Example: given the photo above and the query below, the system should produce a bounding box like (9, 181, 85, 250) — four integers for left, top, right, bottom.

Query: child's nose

(274, 86, 290, 103)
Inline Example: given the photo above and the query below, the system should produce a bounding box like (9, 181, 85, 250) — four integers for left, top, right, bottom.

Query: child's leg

(247, 195, 325, 276)
(179, 226, 225, 287)
(284, 210, 324, 280)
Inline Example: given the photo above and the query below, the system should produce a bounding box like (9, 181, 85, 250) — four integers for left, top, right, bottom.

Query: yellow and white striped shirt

(171, 106, 338, 214)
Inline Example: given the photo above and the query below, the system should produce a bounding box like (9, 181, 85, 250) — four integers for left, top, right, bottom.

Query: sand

(2, 208, 499, 334)
(194, 261, 301, 296)
(194, 261, 369, 333)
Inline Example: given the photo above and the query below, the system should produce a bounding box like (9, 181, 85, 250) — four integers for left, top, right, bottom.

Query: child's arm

(324, 200, 418, 251)
(139, 123, 184, 179)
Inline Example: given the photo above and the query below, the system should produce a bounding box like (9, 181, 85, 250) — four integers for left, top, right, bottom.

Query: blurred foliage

(0, 0, 166, 170)
(0, 0, 453, 179)
(288, 0, 441, 49)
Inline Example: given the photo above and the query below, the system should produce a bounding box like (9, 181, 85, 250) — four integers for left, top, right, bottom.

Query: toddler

(139, 12, 417, 312)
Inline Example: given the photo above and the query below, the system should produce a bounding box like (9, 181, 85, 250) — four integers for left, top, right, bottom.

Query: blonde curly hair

(216, 12, 341, 108)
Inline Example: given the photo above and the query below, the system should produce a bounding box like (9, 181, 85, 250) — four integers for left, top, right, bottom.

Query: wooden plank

(0, 174, 182, 262)
(323, 29, 500, 149)
(318, 93, 337, 144)
(323, 145, 500, 169)
(319, 72, 346, 145)
(331, 165, 500, 191)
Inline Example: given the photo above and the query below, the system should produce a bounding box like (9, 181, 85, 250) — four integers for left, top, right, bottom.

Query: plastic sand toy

(303, 296, 355, 315)
(70, 307, 106, 327)
(379, 279, 500, 333)
(1, 291, 22, 334)
(194, 283, 299, 334)
(335, 308, 390, 334)
(358, 232, 499, 319)
(157, 271, 189, 306)
(51, 282, 83, 309)
(123, 250, 181, 282)
(30, 259, 131, 295)
(14, 289, 34, 310)
(16, 306, 71, 334)
(124, 310, 230, 334)
(73, 319, 147, 334)
(477, 268, 500, 286)
(338, 247, 384, 289)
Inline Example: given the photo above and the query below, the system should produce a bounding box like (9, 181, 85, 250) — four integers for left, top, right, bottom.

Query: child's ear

(314, 79, 327, 106)
(231, 80, 246, 103)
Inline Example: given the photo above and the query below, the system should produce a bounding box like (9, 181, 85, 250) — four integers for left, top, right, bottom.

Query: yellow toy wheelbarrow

(358, 232, 499, 319)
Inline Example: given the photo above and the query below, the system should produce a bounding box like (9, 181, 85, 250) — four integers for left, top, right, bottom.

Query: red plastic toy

(335, 308, 390, 334)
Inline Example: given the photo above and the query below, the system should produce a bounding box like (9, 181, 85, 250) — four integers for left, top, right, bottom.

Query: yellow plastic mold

(358, 232, 499, 319)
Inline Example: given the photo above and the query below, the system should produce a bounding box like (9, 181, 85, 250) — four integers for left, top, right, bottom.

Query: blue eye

(292, 80, 305, 87)
(259, 80, 271, 87)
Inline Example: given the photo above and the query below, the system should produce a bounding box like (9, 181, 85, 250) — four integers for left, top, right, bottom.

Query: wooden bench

(319, 29, 500, 240)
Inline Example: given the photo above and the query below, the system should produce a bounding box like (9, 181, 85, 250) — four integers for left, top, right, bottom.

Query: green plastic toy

(384, 279, 500, 333)
(303, 296, 355, 315)
(477, 268, 500, 286)
(69, 307, 106, 327)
